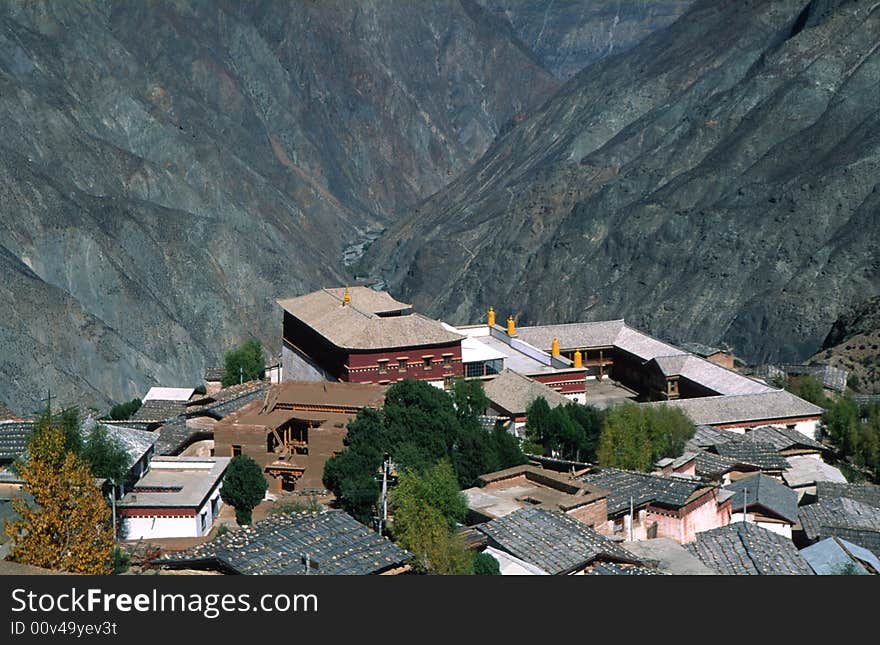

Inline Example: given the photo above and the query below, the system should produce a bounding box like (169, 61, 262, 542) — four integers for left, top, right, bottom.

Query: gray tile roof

(185, 381, 270, 419)
(153, 419, 207, 456)
(277, 288, 462, 350)
(798, 498, 880, 553)
(0, 422, 32, 462)
(713, 441, 791, 471)
(685, 522, 813, 575)
(131, 399, 187, 423)
(724, 474, 799, 524)
(782, 455, 847, 489)
(475, 507, 640, 575)
(745, 425, 825, 452)
(482, 369, 571, 416)
(799, 537, 880, 575)
(680, 342, 726, 358)
(82, 417, 157, 470)
(815, 481, 880, 508)
(516, 320, 626, 350)
(649, 390, 823, 426)
(579, 468, 713, 516)
(694, 450, 757, 479)
(586, 562, 663, 575)
(159, 510, 411, 575)
(689, 425, 744, 448)
(779, 364, 848, 393)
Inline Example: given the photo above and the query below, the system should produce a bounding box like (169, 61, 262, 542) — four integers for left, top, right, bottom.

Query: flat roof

(119, 457, 230, 509)
(144, 387, 196, 402)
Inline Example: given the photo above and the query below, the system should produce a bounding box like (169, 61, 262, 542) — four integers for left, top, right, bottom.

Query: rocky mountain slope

(477, 0, 693, 79)
(0, 0, 561, 413)
(373, 0, 880, 365)
(812, 297, 880, 394)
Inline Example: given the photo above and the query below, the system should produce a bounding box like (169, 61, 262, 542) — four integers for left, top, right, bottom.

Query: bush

(473, 552, 501, 575)
(597, 403, 695, 471)
(111, 547, 131, 575)
(108, 398, 142, 421)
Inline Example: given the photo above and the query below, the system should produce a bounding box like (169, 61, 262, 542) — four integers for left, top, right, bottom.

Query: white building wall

(730, 514, 792, 538)
(122, 515, 200, 540)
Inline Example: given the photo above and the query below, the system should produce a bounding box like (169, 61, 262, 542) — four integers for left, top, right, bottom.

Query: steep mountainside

(0, 0, 560, 413)
(373, 0, 880, 365)
(478, 0, 693, 79)
(812, 297, 880, 393)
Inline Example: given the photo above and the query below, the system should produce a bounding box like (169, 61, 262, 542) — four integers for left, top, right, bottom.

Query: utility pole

(377, 453, 390, 535)
(239, 366, 243, 385)
(742, 488, 748, 523)
(41, 389, 53, 414)
(109, 479, 117, 538)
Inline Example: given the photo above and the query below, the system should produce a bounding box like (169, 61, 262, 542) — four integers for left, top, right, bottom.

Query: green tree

(526, 398, 605, 462)
(220, 455, 268, 525)
(390, 462, 472, 575)
(473, 551, 501, 575)
(221, 339, 266, 387)
(787, 375, 828, 408)
(324, 380, 526, 519)
(108, 398, 142, 421)
(597, 403, 695, 471)
(83, 424, 131, 484)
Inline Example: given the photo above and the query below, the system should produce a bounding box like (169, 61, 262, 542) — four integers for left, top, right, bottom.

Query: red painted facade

(530, 370, 587, 395)
(345, 345, 463, 384)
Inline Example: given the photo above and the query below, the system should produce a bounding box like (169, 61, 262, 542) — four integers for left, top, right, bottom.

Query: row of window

(377, 355, 454, 374)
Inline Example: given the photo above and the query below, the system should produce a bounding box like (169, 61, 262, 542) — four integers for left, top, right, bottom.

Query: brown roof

(278, 287, 463, 350)
(482, 369, 571, 416)
(219, 381, 387, 429)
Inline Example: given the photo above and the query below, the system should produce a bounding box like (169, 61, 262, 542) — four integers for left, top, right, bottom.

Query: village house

(156, 510, 411, 575)
(278, 287, 464, 388)
(213, 380, 387, 493)
(782, 455, 847, 500)
(621, 537, 714, 575)
(117, 456, 230, 540)
(723, 474, 799, 538)
(795, 497, 880, 554)
(680, 342, 736, 370)
(686, 522, 814, 575)
(578, 468, 732, 543)
(474, 507, 643, 575)
(799, 537, 880, 575)
(480, 370, 573, 435)
(463, 465, 607, 527)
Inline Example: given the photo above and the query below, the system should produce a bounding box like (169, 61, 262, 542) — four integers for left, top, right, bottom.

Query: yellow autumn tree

(5, 422, 114, 574)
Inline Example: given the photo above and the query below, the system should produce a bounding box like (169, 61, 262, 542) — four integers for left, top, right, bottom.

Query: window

(423, 357, 433, 370)
(613, 516, 625, 533)
(398, 358, 408, 372)
(377, 359, 389, 374)
(442, 354, 453, 369)
(200, 511, 208, 533)
(232, 445, 242, 457)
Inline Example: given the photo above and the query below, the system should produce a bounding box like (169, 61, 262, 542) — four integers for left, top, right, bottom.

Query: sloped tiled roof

(482, 369, 570, 416)
(713, 441, 791, 471)
(0, 422, 32, 462)
(724, 474, 798, 524)
(586, 562, 664, 575)
(799, 537, 880, 575)
(579, 468, 714, 516)
(694, 450, 757, 479)
(798, 498, 880, 553)
(185, 381, 270, 419)
(649, 391, 823, 426)
(277, 288, 462, 350)
(815, 481, 880, 508)
(131, 399, 187, 423)
(782, 455, 847, 489)
(475, 507, 639, 575)
(516, 320, 626, 350)
(685, 522, 813, 575)
(159, 510, 411, 575)
(689, 425, 744, 449)
(82, 417, 157, 469)
(745, 425, 825, 452)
